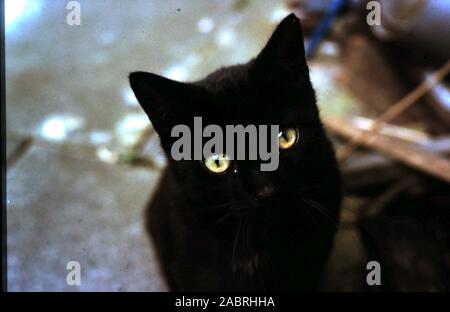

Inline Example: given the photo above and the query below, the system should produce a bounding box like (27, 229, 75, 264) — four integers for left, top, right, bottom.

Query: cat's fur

(129, 14, 341, 291)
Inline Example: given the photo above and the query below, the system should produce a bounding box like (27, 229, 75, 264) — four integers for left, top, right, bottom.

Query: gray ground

(6, 0, 360, 291)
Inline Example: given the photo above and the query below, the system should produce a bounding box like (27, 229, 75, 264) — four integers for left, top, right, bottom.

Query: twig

(337, 59, 450, 163)
(326, 117, 450, 183)
(362, 176, 418, 219)
(7, 136, 33, 170)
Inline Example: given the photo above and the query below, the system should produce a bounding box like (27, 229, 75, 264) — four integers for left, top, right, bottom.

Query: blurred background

(5, 0, 450, 291)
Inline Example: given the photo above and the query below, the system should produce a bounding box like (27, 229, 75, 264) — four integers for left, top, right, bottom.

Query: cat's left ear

(129, 71, 201, 136)
(254, 13, 308, 83)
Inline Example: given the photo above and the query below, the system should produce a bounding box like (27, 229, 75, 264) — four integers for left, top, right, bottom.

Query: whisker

(302, 198, 339, 228)
(214, 212, 232, 227)
(196, 199, 250, 212)
(301, 201, 319, 226)
(196, 203, 230, 211)
(303, 199, 362, 254)
(232, 218, 243, 275)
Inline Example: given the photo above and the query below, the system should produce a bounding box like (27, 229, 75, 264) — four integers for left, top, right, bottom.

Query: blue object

(305, 0, 348, 59)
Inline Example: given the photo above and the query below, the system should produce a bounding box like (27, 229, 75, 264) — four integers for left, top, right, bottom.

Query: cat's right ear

(253, 14, 308, 84)
(129, 72, 197, 135)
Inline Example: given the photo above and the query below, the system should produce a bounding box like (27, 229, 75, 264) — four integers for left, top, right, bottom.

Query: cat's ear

(254, 13, 308, 83)
(129, 72, 198, 135)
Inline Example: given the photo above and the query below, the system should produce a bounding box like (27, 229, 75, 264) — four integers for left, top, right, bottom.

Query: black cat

(129, 14, 341, 291)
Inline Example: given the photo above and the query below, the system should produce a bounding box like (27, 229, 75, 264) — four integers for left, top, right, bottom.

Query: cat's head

(129, 14, 340, 227)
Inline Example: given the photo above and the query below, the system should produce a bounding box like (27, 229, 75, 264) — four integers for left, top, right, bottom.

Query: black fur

(129, 14, 341, 291)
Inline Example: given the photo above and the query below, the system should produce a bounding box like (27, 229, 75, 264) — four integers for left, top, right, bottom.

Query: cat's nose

(246, 168, 277, 200)
(255, 184, 275, 199)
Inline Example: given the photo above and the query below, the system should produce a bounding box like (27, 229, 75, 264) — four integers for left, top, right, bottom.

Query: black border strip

(1, 0, 7, 293)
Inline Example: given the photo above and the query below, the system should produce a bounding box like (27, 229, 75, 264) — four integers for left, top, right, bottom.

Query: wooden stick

(337, 59, 450, 162)
(326, 117, 450, 183)
(362, 176, 418, 219)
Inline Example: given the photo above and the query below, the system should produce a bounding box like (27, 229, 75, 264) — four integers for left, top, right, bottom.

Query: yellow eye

(203, 154, 231, 174)
(279, 128, 298, 150)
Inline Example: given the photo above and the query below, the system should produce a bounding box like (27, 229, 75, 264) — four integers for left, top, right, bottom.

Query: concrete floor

(6, 0, 360, 291)
(7, 142, 165, 291)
